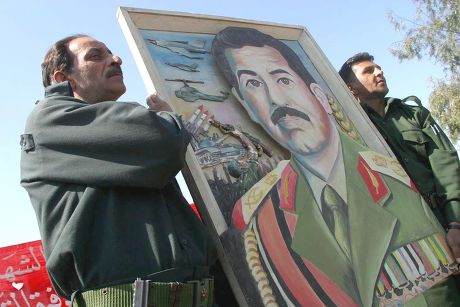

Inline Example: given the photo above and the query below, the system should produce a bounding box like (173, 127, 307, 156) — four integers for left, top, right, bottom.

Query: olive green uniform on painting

(20, 82, 215, 302)
(235, 132, 460, 306)
(362, 97, 460, 227)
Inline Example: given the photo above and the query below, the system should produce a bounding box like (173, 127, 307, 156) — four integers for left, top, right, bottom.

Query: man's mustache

(271, 106, 310, 125)
(106, 65, 123, 78)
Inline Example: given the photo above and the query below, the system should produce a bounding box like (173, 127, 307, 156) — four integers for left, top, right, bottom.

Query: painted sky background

(0, 0, 446, 247)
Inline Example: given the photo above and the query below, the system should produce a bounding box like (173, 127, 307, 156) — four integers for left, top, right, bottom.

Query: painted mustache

(271, 106, 310, 125)
(106, 66, 123, 78)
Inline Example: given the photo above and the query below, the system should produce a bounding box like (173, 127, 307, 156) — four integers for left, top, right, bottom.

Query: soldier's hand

(146, 93, 172, 112)
(446, 226, 460, 266)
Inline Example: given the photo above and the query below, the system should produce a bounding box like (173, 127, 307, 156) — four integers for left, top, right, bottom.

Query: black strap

(401, 95, 422, 107)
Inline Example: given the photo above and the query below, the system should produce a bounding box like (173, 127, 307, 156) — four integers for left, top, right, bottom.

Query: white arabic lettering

(1, 266, 15, 282)
(0, 247, 42, 280)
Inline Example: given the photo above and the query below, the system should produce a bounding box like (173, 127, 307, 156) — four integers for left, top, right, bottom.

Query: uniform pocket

(401, 129, 429, 159)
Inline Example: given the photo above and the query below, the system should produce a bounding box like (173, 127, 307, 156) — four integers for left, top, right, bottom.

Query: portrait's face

(350, 60, 389, 102)
(226, 45, 331, 155)
(66, 36, 126, 103)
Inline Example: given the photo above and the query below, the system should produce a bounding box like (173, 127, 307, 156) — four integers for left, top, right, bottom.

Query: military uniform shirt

(362, 97, 460, 226)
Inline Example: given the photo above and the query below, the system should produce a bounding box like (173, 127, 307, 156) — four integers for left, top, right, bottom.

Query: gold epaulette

(238, 160, 290, 225)
(359, 151, 412, 188)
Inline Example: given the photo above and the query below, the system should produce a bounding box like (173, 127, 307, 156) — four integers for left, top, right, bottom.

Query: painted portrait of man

(211, 27, 458, 307)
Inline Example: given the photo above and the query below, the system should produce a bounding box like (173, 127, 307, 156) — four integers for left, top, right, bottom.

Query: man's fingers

(146, 93, 172, 112)
(146, 93, 158, 107)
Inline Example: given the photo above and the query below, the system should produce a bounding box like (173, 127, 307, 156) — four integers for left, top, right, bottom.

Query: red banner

(0, 240, 69, 306)
(1, 204, 200, 306)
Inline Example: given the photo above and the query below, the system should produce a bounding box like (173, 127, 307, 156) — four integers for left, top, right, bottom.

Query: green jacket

(362, 97, 460, 226)
(20, 82, 215, 299)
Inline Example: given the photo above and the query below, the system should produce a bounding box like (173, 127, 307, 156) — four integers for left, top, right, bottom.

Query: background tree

(430, 77, 460, 141)
(387, 0, 459, 142)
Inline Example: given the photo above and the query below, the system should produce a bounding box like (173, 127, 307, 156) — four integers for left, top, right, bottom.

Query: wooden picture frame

(117, 7, 456, 307)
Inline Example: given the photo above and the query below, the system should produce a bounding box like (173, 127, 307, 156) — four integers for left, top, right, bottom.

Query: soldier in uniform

(339, 52, 460, 260)
(212, 27, 460, 306)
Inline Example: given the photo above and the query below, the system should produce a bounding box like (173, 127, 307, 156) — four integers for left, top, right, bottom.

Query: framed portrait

(118, 7, 457, 307)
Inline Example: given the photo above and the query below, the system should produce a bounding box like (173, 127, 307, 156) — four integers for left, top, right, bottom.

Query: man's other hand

(146, 93, 172, 112)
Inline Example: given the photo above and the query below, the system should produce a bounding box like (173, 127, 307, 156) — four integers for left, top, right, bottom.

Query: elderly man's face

(226, 45, 331, 155)
(65, 36, 126, 103)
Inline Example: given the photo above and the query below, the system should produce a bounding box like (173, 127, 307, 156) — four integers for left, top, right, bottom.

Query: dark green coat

(20, 82, 215, 299)
(362, 97, 460, 227)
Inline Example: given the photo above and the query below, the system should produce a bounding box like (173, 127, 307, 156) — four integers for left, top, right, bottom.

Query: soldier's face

(350, 60, 389, 102)
(226, 45, 331, 155)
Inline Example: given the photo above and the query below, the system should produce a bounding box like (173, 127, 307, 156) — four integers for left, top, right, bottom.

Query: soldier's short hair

(338, 52, 374, 83)
(41, 34, 89, 87)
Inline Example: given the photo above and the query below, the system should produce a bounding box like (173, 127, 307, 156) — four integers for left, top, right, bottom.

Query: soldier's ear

(52, 71, 67, 84)
(348, 85, 358, 96)
(231, 87, 258, 123)
(54, 71, 77, 93)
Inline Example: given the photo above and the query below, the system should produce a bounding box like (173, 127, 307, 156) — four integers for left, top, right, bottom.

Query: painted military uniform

(233, 132, 458, 306)
(362, 97, 460, 227)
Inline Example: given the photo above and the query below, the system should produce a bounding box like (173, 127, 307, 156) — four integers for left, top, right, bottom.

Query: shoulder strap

(400, 95, 423, 107)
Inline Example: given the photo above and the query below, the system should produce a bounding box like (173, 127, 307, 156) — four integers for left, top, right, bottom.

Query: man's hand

(446, 226, 460, 264)
(146, 93, 172, 112)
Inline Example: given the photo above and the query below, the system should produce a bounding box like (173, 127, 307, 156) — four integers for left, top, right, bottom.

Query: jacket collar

(384, 97, 401, 106)
(361, 97, 401, 117)
(44, 81, 74, 98)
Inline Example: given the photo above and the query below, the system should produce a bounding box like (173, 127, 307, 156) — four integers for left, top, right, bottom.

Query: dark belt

(72, 278, 214, 307)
